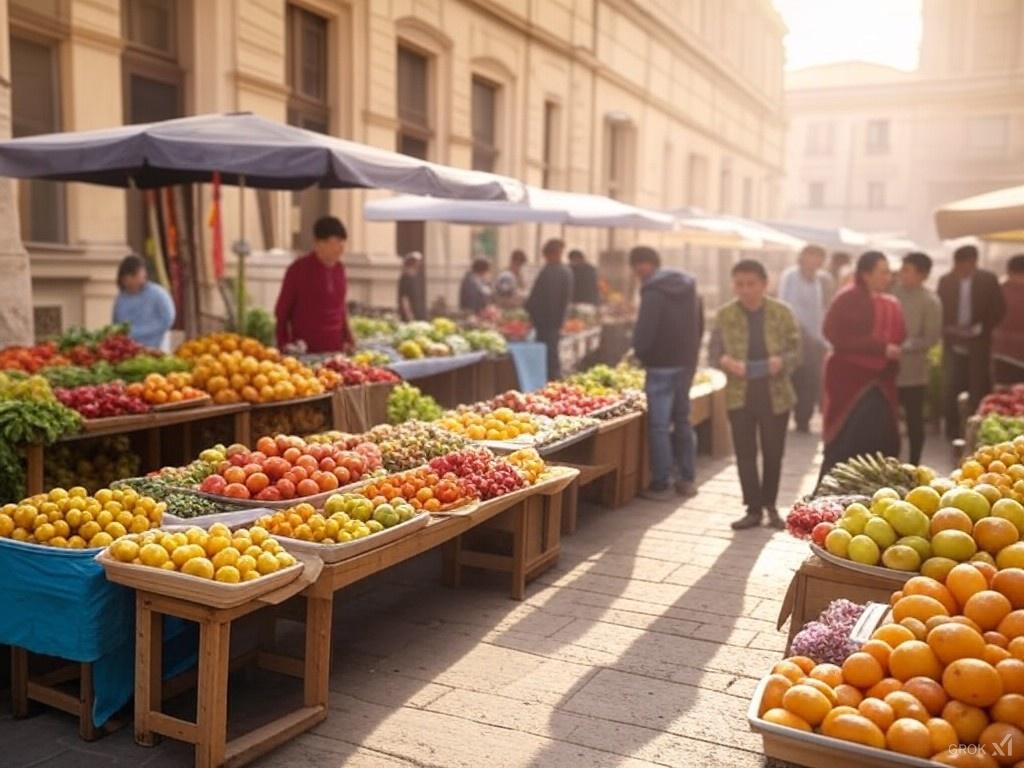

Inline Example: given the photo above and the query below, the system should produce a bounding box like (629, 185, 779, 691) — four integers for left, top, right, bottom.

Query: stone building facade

(1, 0, 786, 342)
(783, 0, 1024, 258)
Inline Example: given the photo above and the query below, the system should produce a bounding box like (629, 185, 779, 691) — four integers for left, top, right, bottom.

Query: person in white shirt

(777, 244, 833, 433)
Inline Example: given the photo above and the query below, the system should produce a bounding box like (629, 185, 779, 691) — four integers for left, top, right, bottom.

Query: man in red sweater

(275, 216, 355, 353)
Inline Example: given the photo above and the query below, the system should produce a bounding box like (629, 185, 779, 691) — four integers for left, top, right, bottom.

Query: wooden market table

(133, 571, 330, 768)
(24, 403, 252, 496)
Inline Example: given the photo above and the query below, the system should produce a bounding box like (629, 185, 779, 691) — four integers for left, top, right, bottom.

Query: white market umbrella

(935, 184, 1024, 241)
(365, 186, 676, 230)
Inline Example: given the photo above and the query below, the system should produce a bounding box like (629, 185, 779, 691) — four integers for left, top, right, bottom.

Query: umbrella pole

(233, 174, 249, 334)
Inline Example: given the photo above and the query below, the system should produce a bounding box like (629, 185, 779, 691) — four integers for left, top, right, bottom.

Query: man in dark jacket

(938, 244, 1006, 439)
(525, 239, 573, 380)
(568, 249, 600, 305)
(459, 258, 493, 315)
(630, 245, 702, 500)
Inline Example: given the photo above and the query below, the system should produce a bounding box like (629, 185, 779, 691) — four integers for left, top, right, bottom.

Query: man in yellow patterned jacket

(709, 259, 802, 530)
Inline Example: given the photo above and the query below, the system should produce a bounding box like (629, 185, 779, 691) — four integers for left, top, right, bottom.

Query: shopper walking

(629, 246, 702, 501)
(397, 252, 427, 321)
(568, 249, 600, 305)
(709, 260, 801, 529)
(524, 239, 573, 380)
(937, 244, 1006, 438)
(778, 244, 832, 433)
(993, 255, 1024, 385)
(112, 255, 176, 352)
(820, 252, 906, 479)
(459, 258, 494, 315)
(275, 216, 355, 353)
(891, 252, 942, 465)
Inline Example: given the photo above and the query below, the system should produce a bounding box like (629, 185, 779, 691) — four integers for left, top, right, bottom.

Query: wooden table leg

(79, 662, 98, 741)
(303, 595, 332, 710)
(195, 619, 231, 768)
(234, 410, 251, 448)
(145, 428, 161, 471)
(135, 599, 163, 747)
(25, 444, 44, 496)
(511, 503, 527, 600)
(441, 536, 462, 588)
(559, 482, 579, 536)
(11, 646, 28, 717)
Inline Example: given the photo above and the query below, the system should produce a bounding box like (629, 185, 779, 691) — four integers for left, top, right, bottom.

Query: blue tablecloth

(389, 350, 487, 380)
(507, 342, 548, 392)
(0, 538, 197, 725)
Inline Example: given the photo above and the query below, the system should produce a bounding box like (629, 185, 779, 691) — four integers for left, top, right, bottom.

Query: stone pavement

(1, 429, 948, 768)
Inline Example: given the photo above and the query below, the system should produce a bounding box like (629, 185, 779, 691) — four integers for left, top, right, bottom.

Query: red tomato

(255, 486, 282, 501)
(256, 436, 277, 456)
(223, 482, 251, 499)
(319, 457, 336, 472)
(276, 478, 296, 499)
(333, 466, 351, 485)
(242, 463, 262, 477)
(296, 478, 320, 497)
(316, 472, 339, 492)
(263, 457, 289, 480)
(282, 447, 302, 464)
(246, 472, 270, 494)
(200, 475, 227, 495)
(223, 466, 246, 485)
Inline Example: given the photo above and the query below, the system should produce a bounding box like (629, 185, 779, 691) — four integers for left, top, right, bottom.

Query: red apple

(200, 475, 227, 495)
(811, 521, 834, 547)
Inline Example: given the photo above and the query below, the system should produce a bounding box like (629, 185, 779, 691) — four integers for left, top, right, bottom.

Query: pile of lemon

(437, 407, 539, 441)
(108, 522, 296, 583)
(0, 486, 163, 548)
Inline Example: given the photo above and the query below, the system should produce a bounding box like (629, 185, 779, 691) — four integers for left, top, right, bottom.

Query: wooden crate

(777, 555, 900, 650)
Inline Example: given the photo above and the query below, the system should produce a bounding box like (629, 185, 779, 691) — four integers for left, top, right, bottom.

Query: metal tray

(808, 543, 916, 584)
(256, 511, 430, 563)
(747, 675, 934, 768)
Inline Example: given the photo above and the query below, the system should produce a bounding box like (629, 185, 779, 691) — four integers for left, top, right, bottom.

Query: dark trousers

(535, 327, 562, 381)
(943, 345, 992, 439)
(791, 334, 824, 430)
(898, 385, 926, 465)
(728, 396, 789, 513)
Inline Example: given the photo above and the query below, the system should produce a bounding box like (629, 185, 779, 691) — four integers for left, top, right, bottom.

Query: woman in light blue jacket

(112, 255, 175, 351)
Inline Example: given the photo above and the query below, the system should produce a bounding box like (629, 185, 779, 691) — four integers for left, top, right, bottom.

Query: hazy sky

(773, 0, 923, 71)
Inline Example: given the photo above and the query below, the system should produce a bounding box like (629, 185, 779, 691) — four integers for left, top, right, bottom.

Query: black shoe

(765, 508, 785, 530)
(731, 510, 762, 530)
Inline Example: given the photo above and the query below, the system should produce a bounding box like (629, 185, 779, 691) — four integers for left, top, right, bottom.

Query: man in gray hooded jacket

(629, 246, 703, 500)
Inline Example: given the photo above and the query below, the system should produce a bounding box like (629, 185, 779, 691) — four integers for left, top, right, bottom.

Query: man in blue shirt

(112, 255, 176, 351)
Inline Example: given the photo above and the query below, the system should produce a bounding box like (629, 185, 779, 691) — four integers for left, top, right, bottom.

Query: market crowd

(625, 241, 1024, 533)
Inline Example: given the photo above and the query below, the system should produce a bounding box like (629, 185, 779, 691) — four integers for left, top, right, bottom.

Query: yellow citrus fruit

(256, 551, 280, 575)
(781, 684, 832, 726)
(181, 557, 215, 579)
(139, 542, 170, 567)
(110, 539, 139, 563)
(211, 547, 240, 570)
(89, 532, 113, 548)
(171, 544, 206, 568)
(214, 566, 241, 583)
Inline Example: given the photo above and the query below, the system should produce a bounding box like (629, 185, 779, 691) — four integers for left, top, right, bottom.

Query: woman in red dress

(820, 251, 906, 479)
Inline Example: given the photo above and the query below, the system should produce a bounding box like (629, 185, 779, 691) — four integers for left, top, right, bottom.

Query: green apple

(825, 528, 853, 558)
(883, 501, 930, 538)
(323, 494, 346, 516)
(993, 498, 1024, 535)
(848, 534, 881, 565)
(864, 516, 897, 548)
(931, 529, 978, 561)
(896, 535, 932, 562)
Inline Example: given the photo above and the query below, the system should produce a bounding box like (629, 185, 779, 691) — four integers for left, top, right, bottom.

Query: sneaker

(731, 510, 762, 530)
(764, 508, 785, 530)
(674, 480, 697, 498)
(640, 486, 675, 502)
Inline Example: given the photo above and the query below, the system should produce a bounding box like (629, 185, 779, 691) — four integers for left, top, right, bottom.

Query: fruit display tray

(248, 392, 332, 410)
(161, 506, 272, 528)
(808, 543, 917, 584)
(95, 550, 320, 610)
(151, 394, 213, 412)
(747, 675, 933, 768)
(181, 482, 364, 510)
(268, 511, 431, 564)
(433, 467, 578, 518)
(534, 426, 600, 456)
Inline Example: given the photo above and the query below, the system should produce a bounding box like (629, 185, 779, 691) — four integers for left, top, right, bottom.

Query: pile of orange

(954, 436, 1024, 504)
(176, 332, 276, 362)
(762, 563, 1024, 765)
(126, 372, 206, 405)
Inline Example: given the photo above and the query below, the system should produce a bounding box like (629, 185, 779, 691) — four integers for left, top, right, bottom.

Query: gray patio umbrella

(0, 112, 526, 328)
(0, 112, 525, 199)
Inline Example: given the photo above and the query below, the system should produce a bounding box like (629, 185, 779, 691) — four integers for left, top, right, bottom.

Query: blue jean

(644, 366, 696, 489)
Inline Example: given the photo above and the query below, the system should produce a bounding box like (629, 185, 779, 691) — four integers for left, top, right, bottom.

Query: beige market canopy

(934, 184, 1024, 241)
